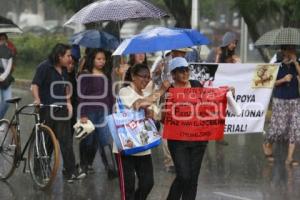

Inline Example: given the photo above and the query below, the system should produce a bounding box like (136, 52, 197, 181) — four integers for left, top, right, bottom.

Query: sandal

(262, 143, 272, 154)
(285, 159, 299, 166)
(265, 154, 274, 162)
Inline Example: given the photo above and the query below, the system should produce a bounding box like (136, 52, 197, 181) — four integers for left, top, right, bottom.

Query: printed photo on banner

(188, 63, 219, 86)
(251, 64, 278, 88)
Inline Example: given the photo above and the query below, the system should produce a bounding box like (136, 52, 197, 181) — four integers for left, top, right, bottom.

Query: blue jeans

(0, 86, 12, 119)
(84, 111, 112, 146)
(80, 111, 113, 168)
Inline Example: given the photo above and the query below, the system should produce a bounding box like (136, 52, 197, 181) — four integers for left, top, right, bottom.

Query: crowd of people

(1, 30, 299, 200)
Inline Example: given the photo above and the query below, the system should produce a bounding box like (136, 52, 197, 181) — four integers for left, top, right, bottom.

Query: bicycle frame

(0, 102, 44, 169)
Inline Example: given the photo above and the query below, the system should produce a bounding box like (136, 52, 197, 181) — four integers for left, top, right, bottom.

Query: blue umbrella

(112, 27, 210, 55)
(70, 29, 120, 50)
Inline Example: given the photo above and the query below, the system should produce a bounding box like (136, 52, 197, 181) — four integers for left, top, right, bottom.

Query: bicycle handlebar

(26, 104, 63, 109)
(17, 104, 63, 115)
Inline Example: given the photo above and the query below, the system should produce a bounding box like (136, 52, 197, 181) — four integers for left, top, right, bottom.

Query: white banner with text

(188, 63, 279, 134)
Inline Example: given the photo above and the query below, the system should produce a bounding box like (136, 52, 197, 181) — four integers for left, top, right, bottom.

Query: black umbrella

(0, 16, 22, 33)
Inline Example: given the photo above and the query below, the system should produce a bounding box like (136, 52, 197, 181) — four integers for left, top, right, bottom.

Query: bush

(11, 34, 68, 80)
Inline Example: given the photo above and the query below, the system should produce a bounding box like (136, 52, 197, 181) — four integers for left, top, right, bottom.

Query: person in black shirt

(162, 57, 208, 200)
(31, 43, 85, 183)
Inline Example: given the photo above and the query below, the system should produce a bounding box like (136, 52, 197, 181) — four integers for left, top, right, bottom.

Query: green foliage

(233, 0, 300, 27)
(200, 0, 219, 19)
(275, 0, 300, 22)
(11, 34, 68, 79)
(45, 0, 94, 12)
(48, 0, 168, 13)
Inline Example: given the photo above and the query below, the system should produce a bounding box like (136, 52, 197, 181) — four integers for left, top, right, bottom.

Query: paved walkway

(0, 88, 300, 200)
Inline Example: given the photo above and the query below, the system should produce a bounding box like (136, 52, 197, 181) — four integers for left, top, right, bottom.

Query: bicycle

(0, 97, 61, 189)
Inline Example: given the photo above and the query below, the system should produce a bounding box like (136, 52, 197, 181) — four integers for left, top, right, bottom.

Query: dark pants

(41, 107, 76, 177)
(80, 132, 98, 168)
(80, 111, 116, 172)
(167, 140, 207, 200)
(121, 154, 154, 200)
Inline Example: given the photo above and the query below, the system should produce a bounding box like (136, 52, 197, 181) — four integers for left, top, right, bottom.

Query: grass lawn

(13, 62, 37, 80)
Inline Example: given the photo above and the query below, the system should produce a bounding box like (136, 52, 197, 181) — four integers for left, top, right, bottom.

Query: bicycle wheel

(0, 119, 18, 180)
(28, 125, 60, 189)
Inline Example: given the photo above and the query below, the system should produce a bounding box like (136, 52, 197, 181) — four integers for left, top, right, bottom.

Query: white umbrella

(0, 16, 22, 33)
(64, 0, 168, 26)
(255, 27, 300, 47)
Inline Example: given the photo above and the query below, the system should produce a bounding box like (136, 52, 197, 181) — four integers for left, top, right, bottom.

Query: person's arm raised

(132, 80, 171, 110)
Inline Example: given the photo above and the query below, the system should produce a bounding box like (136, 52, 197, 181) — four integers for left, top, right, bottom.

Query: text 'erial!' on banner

(162, 87, 228, 141)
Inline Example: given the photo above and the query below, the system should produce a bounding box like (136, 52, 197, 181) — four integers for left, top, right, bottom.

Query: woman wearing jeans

(163, 57, 208, 200)
(0, 34, 14, 119)
(78, 49, 115, 175)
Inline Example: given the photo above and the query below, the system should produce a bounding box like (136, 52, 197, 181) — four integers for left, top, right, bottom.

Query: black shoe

(76, 164, 87, 178)
(87, 165, 95, 174)
(66, 170, 86, 183)
(76, 167, 87, 179)
(76, 171, 87, 180)
(66, 174, 77, 183)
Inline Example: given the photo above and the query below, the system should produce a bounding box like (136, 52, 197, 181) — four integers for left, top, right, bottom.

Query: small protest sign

(163, 87, 228, 141)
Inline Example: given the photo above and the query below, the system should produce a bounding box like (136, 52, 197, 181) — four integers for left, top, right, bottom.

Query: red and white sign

(163, 87, 228, 141)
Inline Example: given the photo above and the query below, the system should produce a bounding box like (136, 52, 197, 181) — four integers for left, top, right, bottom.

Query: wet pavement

(1, 88, 300, 200)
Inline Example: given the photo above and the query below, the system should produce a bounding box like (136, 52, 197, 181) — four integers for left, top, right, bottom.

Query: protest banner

(163, 87, 228, 141)
(188, 63, 279, 134)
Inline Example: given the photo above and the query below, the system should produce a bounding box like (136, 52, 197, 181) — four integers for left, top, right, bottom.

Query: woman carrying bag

(113, 63, 169, 200)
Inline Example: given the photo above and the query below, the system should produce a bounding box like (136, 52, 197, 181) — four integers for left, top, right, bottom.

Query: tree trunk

(242, 14, 270, 62)
(282, 7, 300, 28)
(163, 0, 191, 28)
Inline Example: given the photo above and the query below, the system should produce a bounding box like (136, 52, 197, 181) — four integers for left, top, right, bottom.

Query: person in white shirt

(0, 34, 14, 118)
(116, 63, 169, 200)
